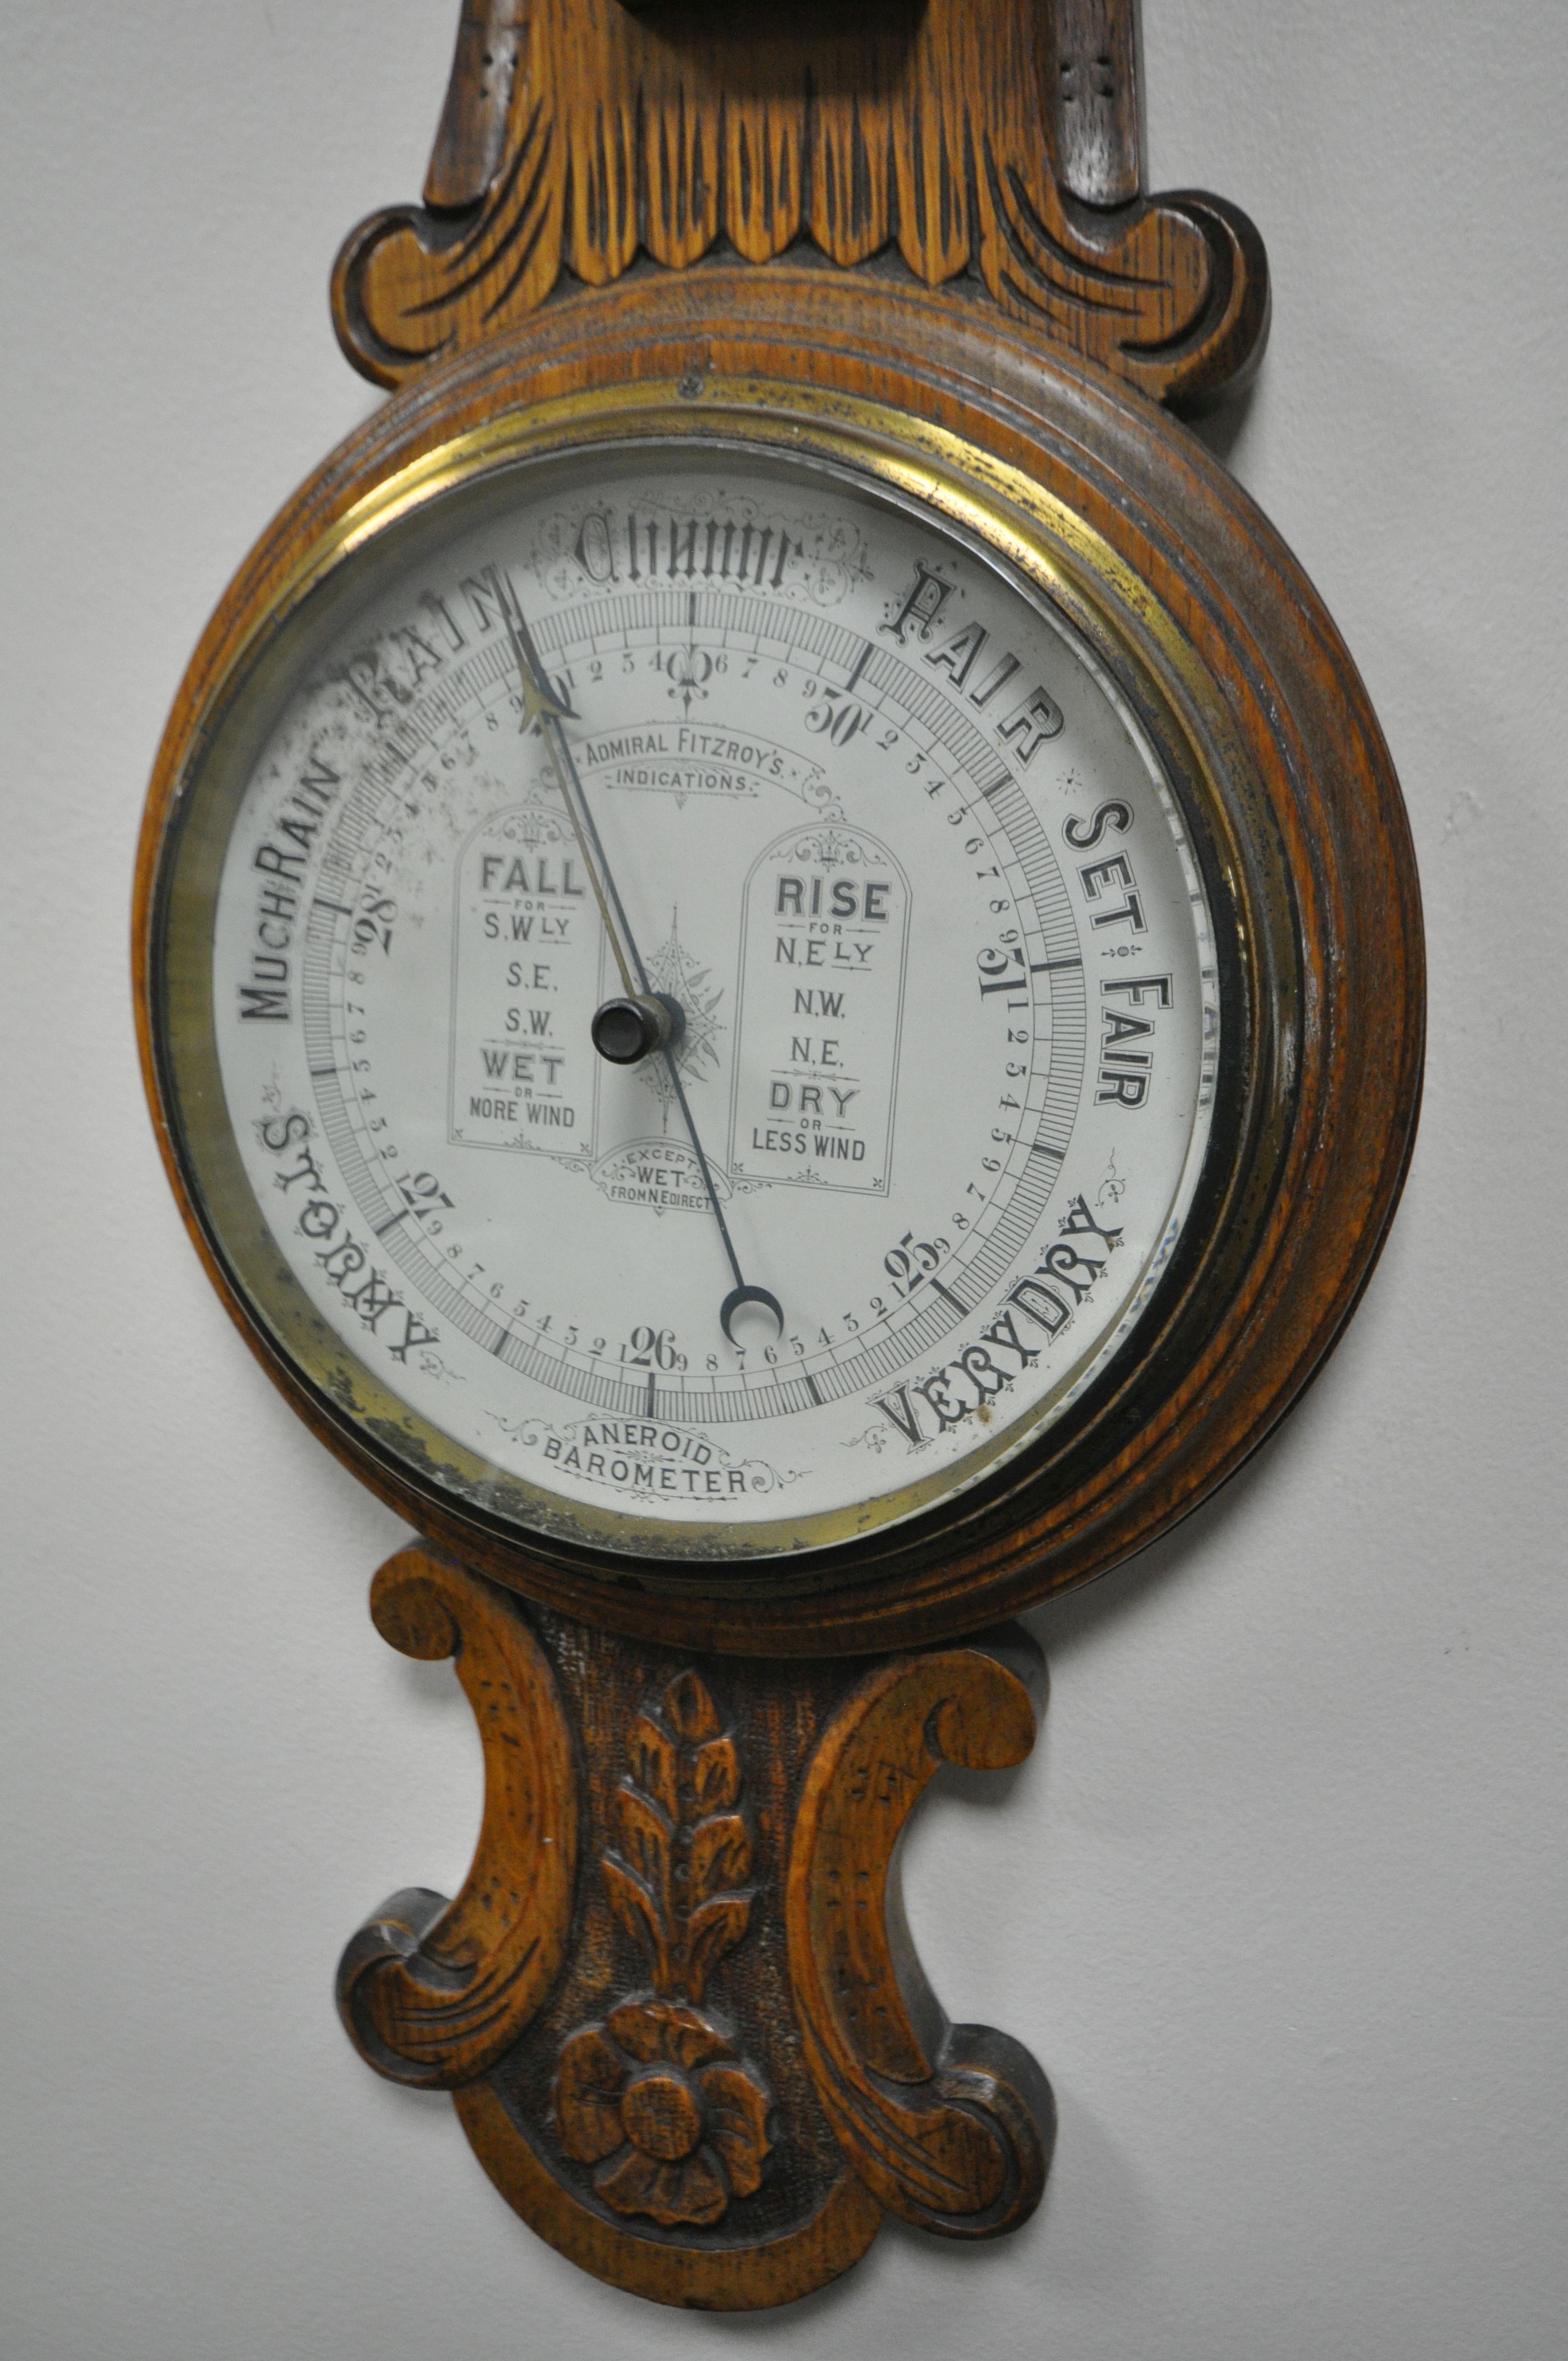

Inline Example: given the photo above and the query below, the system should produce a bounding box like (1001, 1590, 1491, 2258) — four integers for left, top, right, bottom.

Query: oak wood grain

(332, 0, 1265, 411)
(335, 1547, 577, 2086)
(340, 1556, 1050, 2304)
(787, 1627, 1054, 2237)
(132, 1, 1423, 2315)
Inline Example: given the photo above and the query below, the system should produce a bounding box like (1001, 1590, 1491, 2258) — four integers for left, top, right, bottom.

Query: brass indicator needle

(493, 572, 783, 1348)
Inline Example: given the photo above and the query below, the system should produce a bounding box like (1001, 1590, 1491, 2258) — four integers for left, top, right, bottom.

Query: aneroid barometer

(134, 0, 1423, 2309)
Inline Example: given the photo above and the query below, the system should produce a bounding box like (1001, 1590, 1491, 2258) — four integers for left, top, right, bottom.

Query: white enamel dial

(206, 444, 1218, 1558)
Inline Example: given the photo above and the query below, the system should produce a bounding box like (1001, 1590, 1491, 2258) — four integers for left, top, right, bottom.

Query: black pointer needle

(494, 575, 782, 1348)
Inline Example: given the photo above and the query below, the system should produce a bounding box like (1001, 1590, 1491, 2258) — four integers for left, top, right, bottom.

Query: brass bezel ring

(134, 292, 1421, 1655)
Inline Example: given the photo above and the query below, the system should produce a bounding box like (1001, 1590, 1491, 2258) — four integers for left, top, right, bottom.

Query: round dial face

(192, 440, 1218, 1560)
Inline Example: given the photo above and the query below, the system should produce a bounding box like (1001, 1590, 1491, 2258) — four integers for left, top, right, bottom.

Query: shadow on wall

(1184, 376, 1259, 471)
(1020, 1299, 1352, 1669)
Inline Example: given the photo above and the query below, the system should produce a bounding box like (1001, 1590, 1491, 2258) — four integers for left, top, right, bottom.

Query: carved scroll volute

(331, 0, 1267, 410)
(787, 1628, 1055, 2238)
(336, 1547, 577, 2088)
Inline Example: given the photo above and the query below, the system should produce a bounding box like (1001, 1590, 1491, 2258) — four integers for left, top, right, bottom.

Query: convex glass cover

(164, 438, 1220, 1560)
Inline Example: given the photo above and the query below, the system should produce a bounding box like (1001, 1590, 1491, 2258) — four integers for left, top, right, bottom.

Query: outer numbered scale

(134, 0, 1423, 2311)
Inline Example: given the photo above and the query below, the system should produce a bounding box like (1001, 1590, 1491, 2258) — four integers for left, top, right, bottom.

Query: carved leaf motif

(689, 1812, 752, 1911)
(602, 1856, 672, 1993)
(612, 1779, 674, 1914)
(627, 1712, 679, 1819)
(690, 1734, 741, 1814)
(722, 101, 802, 265)
(684, 1896, 754, 2003)
(666, 1669, 722, 1745)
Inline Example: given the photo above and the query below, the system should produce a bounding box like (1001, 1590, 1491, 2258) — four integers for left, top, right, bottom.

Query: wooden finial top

(332, 0, 1267, 409)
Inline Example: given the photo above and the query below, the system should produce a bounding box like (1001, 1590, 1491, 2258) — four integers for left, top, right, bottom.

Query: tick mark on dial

(930, 1276, 967, 1316)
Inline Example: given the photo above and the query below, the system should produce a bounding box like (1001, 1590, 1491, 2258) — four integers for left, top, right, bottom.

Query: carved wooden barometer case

(133, 0, 1423, 2310)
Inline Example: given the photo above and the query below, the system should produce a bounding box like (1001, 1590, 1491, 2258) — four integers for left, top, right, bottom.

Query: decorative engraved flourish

(638, 912, 725, 1120)
(553, 1669, 772, 2227)
(335, 1548, 578, 2088)
(787, 827, 872, 869)
(786, 1629, 1055, 2238)
(331, 0, 1267, 409)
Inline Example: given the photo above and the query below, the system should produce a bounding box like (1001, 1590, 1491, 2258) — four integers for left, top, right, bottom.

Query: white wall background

(3, 6, 1565, 2355)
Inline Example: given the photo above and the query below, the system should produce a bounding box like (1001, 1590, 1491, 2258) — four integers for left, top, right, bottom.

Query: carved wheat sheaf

(604, 1669, 756, 1999)
(553, 1670, 773, 2229)
(333, 0, 1266, 406)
